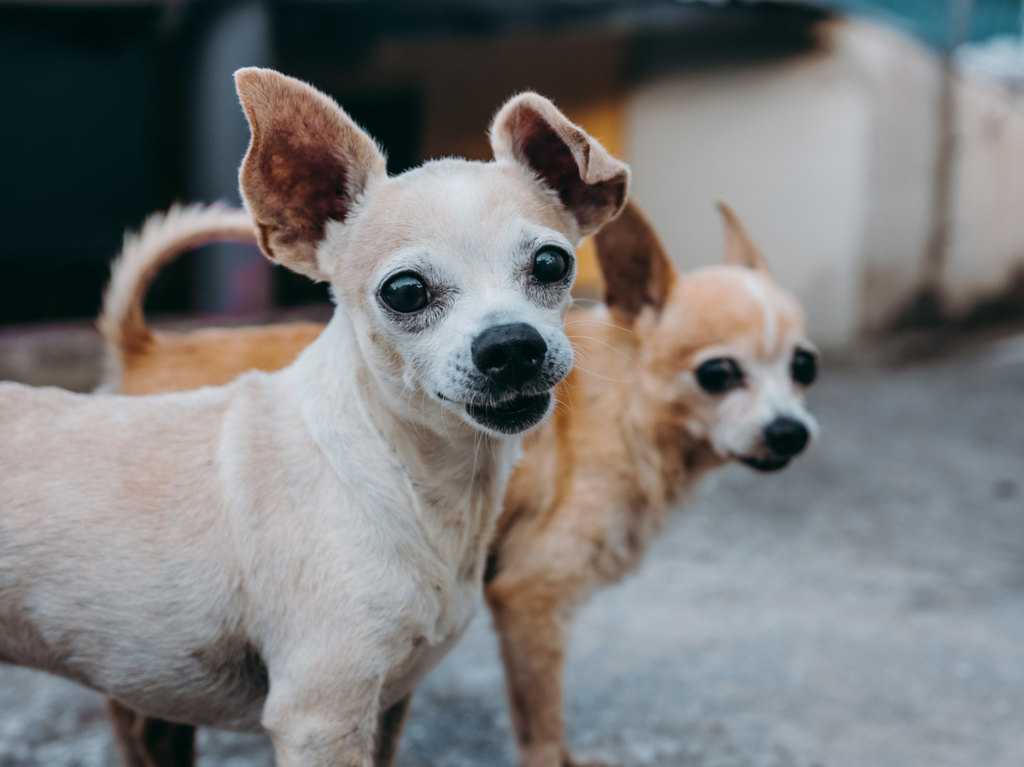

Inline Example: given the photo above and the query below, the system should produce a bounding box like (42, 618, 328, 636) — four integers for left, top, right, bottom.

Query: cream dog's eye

(792, 349, 818, 386)
(380, 272, 430, 313)
(531, 246, 571, 284)
(695, 358, 743, 393)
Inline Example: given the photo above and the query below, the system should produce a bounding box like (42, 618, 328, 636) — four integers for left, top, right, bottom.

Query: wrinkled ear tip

(489, 91, 551, 146)
(490, 89, 630, 236)
(494, 91, 549, 118)
(500, 91, 547, 109)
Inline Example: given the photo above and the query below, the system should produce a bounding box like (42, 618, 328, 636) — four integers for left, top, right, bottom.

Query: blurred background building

(1, 0, 1022, 349)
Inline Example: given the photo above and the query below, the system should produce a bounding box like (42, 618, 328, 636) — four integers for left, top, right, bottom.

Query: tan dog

(0, 67, 631, 767)
(96, 199, 817, 767)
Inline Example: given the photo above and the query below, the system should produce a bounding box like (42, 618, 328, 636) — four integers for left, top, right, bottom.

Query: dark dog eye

(380, 272, 429, 313)
(531, 246, 571, 284)
(695, 358, 743, 393)
(792, 349, 817, 386)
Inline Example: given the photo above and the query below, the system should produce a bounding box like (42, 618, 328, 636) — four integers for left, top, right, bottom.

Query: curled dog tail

(98, 204, 257, 370)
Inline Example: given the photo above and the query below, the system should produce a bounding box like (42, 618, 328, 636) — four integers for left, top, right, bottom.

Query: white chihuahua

(0, 68, 629, 767)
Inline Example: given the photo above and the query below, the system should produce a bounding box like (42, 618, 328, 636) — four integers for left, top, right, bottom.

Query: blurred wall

(0, 2, 830, 327)
(626, 35, 869, 347)
(947, 77, 1024, 319)
(625, 18, 1024, 347)
(1, 4, 1021, 350)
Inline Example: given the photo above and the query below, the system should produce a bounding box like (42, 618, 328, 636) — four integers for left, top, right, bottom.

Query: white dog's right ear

(716, 201, 771, 274)
(235, 68, 387, 281)
(490, 93, 630, 239)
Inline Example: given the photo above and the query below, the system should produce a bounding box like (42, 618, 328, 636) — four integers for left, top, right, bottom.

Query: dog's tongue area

(741, 454, 790, 472)
(466, 392, 551, 434)
(473, 393, 547, 415)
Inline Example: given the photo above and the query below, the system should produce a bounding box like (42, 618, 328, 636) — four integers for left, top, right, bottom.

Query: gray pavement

(1, 329, 1022, 767)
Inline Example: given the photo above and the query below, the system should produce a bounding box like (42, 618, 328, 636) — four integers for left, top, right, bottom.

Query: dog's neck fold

(288, 309, 514, 575)
(623, 395, 721, 510)
(572, 307, 721, 511)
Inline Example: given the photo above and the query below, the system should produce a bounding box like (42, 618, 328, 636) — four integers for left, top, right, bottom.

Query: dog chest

(381, 577, 479, 708)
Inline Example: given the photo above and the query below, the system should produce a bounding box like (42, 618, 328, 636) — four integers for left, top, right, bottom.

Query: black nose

(472, 323, 547, 386)
(764, 416, 809, 456)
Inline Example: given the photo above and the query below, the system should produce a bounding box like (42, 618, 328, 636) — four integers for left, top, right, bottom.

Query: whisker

(568, 362, 637, 385)
(564, 318, 636, 336)
(564, 334, 634, 364)
(569, 297, 606, 311)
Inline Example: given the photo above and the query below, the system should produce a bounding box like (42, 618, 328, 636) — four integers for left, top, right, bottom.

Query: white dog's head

(234, 69, 629, 436)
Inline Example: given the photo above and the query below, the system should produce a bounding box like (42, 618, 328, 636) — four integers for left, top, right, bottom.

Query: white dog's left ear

(490, 93, 630, 238)
(235, 68, 388, 282)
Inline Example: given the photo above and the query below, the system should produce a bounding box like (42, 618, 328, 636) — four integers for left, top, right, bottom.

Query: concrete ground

(1, 323, 1022, 767)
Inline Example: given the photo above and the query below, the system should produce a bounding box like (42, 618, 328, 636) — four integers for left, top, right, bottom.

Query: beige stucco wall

(624, 18, 1024, 347)
(946, 77, 1024, 317)
(851, 19, 943, 331)
(624, 40, 871, 348)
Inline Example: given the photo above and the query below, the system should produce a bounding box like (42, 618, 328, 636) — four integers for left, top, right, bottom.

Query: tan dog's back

(98, 204, 325, 394)
(119, 323, 323, 394)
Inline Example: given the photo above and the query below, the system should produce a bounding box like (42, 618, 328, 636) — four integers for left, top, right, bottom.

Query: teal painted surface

(820, 0, 1021, 48)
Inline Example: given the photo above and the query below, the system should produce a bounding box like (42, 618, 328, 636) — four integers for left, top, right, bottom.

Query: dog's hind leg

(107, 699, 196, 767)
(374, 695, 411, 767)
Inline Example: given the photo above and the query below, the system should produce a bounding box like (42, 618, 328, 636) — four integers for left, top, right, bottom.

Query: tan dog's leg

(107, 700, 196, 767)
(487, 578, 611, 767)
(375, 695, 411, 767)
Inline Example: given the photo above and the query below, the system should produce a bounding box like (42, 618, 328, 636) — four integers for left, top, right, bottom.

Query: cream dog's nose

(472, 323, 547, 386)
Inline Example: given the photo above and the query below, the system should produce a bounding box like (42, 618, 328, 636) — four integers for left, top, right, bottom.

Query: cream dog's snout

(472, 322, 548, 386)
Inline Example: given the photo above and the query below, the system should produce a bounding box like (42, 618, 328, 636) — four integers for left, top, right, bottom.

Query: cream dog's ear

(490, 92, 630, 239)
(593, 199, 676, 324)
(716, 201, 771, 274)
(235, 68, 387, 282)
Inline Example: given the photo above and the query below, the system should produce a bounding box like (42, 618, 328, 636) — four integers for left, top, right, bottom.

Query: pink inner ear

(252, 125, 351, 245)
(518, 113, 583, 204)
(517, 112, 622, 231)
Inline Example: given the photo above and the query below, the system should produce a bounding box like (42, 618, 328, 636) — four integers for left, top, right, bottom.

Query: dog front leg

(263, 680, 384, 767)
(107, 699, 196, 767)
(487, 579, 607, 767)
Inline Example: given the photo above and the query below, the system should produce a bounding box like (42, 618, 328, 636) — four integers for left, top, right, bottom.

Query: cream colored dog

(0, 68, 629, 767)
(93, 199, 818, 767)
